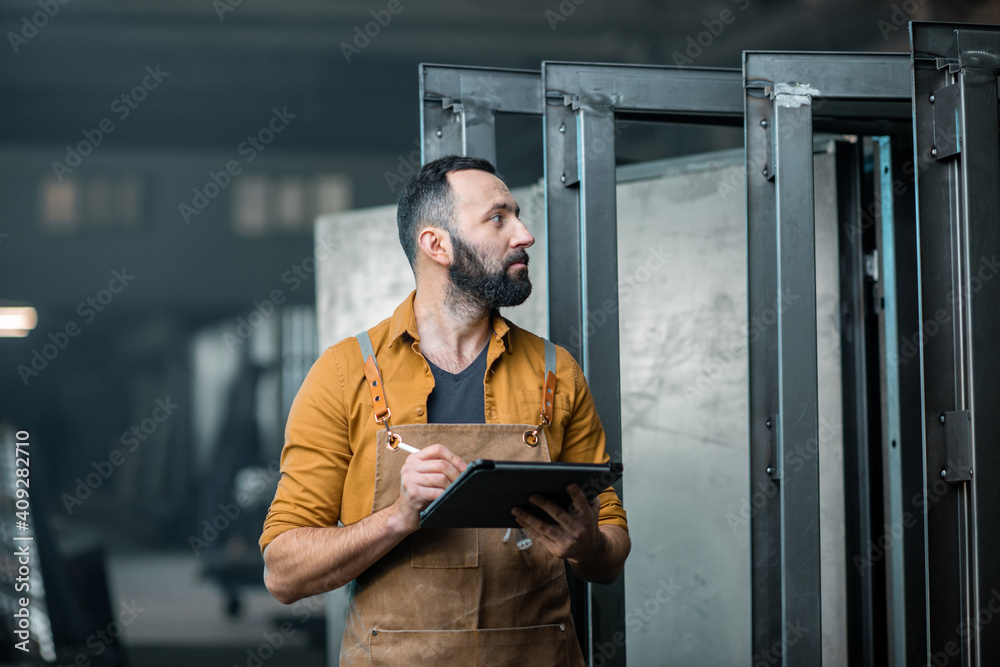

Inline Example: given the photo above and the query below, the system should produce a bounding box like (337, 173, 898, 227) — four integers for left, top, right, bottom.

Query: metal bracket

(761, 113, 776, 182)
(935, 57, 962, 74)
(548, 90, 580, 187)
(930, 83, 961, 160)
(766, 414, 780, 480)
(941, 410, 972, 482)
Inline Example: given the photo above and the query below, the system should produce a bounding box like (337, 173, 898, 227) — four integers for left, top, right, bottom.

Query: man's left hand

(511, 484, 601, 562)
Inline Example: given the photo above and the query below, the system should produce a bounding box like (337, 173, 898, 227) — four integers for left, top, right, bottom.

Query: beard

(446, 231, 532, 314)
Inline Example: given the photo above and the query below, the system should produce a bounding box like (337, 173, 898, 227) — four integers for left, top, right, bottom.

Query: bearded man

(260, 155, 630, 666)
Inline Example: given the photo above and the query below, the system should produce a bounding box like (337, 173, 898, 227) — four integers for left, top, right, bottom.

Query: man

(260, 155, 629, 665)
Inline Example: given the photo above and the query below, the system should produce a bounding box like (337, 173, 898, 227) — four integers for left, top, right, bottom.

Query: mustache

(503, 250, 529, 269)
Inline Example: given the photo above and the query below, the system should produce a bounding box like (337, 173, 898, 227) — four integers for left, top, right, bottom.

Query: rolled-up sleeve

(556, 349, 628, 532)
(259, 345, 353, 553)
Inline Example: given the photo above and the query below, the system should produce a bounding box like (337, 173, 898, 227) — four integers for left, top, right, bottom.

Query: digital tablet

(418, 459, 623, 529)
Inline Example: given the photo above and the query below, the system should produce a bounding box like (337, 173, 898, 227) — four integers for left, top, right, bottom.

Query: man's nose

(511, 216, 534, 249)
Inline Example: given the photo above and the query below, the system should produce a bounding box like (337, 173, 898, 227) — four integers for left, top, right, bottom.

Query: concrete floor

(105, 549, 327, 666)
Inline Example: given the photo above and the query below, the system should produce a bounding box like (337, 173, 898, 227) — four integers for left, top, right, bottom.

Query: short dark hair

(396, 155, 500, 267)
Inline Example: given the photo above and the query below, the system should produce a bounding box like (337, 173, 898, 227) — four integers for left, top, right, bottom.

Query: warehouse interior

(2, 1, 1000, 666)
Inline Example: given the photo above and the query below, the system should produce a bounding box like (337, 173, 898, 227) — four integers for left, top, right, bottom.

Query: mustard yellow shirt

(260, 291, 628, 553)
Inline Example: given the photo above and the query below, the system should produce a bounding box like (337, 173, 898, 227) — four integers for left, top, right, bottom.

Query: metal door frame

(541, 62, 745, 666)
(420, 62, 748, 666)
(910, 21, 1000, 666)
(415, 40, 1000, 663)
(743, 50, 913, 665)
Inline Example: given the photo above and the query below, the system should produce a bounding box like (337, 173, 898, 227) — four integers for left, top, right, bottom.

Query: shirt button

(416, 407, 424, 416)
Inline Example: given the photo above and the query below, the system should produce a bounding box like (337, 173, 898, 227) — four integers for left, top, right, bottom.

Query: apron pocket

(411, 528, 478, 568)
(368, 623, 574, 667)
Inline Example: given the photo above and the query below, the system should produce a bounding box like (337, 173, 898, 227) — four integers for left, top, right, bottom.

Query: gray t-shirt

(425, 343, 489, 424)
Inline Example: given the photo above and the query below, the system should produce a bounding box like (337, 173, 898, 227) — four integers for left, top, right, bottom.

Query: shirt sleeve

(556, 348, 629, 533)
(259, 344, 353, 554)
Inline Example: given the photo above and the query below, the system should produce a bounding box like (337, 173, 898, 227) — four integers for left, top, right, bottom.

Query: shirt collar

(389, 289, 512, 351)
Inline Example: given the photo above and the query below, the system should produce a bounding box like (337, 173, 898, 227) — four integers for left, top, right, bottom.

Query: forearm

(263, 504, 413, 604)
(568, 525, 630, 584)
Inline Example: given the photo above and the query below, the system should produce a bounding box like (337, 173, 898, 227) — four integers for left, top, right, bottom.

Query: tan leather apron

(339, 333, 585, 667)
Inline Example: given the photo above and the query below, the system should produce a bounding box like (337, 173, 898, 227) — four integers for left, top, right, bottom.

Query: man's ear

(416, 226, 451, 267)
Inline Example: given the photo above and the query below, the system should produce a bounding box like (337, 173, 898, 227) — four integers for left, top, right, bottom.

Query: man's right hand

(393, 444, 467, 532)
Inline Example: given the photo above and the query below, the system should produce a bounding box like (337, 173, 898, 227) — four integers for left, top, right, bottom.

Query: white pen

(397, 442, 419, 454)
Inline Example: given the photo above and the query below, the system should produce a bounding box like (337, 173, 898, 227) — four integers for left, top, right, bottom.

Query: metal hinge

(930, 83, 961, 161)
(766, 414, 780, 480)
(940, 410, 972, 482)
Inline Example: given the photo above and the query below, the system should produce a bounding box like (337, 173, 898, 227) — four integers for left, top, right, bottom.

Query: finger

(406, 457, 464, 482)
(528, 494, 574, 530)
(518, 501, 577, 541)
(421, 444, 468, 471)
(512, 510, 570, 556)
(566, 484, 592, 514)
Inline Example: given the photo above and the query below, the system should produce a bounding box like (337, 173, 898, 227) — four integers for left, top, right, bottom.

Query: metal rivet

(559, 624, 566, 631)
(559, 124, 566, 133)
(931, 147, 938, 157)
(766, 466, 773, 475)
(940, 469, 947, 478)
(765, 419, 772, 428)
(929, 94, 935, 103)
(939, 414, 946, 423)
(762, 168, 769, 177)
(435, 129, 443, 138)
(760, 119, 768, 128)
(560, 174, 566, 183)
(371, 629, 378, 636)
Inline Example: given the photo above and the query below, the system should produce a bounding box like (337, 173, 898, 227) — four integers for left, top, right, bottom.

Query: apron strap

(541, 339, 557, 426)
(356, 331, 390, 423)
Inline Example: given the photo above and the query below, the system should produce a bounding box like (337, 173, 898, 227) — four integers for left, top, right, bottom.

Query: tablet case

(418, 459, 623, 528)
